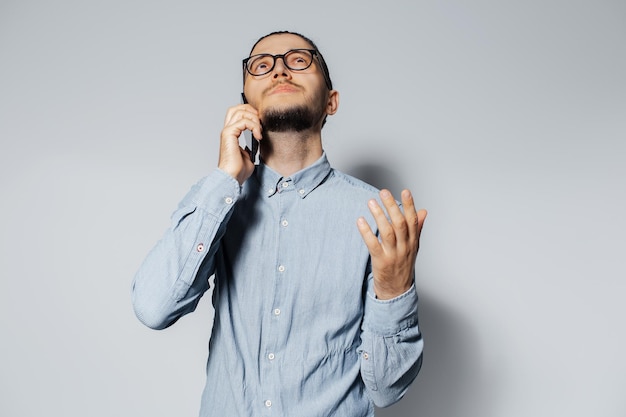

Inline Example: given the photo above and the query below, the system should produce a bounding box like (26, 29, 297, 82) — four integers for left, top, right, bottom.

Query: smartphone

(241, 93, 259, 164)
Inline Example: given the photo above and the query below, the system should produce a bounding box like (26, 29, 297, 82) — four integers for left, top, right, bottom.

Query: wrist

(373, 282, 412, 300)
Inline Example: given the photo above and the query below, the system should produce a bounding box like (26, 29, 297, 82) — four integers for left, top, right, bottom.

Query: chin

(262, 97, 301, 110)
(261, 104, 318, 133)
(261, 102, 301, 119)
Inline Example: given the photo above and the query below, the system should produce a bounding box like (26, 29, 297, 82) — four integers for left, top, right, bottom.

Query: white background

(1, 1, 624, 416)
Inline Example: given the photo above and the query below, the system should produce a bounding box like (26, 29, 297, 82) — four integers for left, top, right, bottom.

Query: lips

(268, 83, 299, 95)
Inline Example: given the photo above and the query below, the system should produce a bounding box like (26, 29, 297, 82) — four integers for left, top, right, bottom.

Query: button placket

(263, 176, 293, 409)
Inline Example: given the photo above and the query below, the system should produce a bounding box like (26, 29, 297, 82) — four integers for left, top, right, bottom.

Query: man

(132, 30, 427, 416)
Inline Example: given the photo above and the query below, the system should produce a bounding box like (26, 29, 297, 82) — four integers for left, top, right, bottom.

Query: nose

(271, 56, 291, 81)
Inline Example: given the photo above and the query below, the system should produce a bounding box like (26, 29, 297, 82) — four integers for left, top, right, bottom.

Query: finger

(367, 198, 396, 248)
(357, 217, 383, 257)
(224, 107, 263, 139)
(378, 190, 411, 254)
(379, 189, 408, 239)
(238, 105, 263, 139)
(400, 189, 419, 245)
(223, 105, 246, 126)
(226, 110, 261, 131)
(224, 103, 259, 122)
(238, 147, 255, 169)
(222, 119, 262, 147)
(416, 209, 428, 241)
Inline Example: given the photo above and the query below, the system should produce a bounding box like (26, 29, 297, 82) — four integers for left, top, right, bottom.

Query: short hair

(244, 30, 333, 90)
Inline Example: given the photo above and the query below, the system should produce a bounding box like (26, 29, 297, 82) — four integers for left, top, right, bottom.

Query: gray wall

(1, 1, 624, 416)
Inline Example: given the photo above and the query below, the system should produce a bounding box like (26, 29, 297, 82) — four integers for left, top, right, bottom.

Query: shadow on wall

(346, 162, 490, 417)
(346, 163, 406, 199)
(376, 292, 489, 417)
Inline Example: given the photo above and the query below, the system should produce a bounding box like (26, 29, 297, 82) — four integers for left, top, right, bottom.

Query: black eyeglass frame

(242, 48, 332, 90)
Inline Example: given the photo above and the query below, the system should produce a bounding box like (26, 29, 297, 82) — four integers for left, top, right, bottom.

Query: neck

(260, 130, 323, 177)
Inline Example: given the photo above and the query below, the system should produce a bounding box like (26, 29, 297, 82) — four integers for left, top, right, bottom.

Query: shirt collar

(255, 152, 332, 199)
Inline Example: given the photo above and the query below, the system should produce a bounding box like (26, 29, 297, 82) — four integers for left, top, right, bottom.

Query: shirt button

(281, 219, 288, 227)
(298, 189, 305, 195)
(268, 188, 274, 195)
(273, 308, 281, 316)
(196, 243, 204, 252)
(268, 353, 275, 360)
(265, 400, 272, 408)
(363, 352, 370, 360)
(278, 265, 285, 273)
(282, 182, 289, 188)
(224, 197, 233, 204)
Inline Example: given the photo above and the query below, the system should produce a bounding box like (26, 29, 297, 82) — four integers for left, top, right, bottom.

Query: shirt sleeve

(131, 168, 241, 330)
(358, 275, 424, 408)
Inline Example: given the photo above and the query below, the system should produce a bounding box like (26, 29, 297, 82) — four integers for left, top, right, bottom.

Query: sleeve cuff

(362, 283, 419, 336)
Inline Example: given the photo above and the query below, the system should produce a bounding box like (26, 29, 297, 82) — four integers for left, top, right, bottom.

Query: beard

(261, 104, 320, 133)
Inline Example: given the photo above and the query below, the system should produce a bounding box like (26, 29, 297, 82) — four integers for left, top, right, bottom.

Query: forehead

(250, 34, 313, 56)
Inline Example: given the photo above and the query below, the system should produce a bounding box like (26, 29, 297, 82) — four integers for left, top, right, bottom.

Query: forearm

(358, 276, 423, 407)
(131, 169, 240, 329)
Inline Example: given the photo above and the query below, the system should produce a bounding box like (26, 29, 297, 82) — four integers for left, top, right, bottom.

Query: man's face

(243, 33, 332, 131)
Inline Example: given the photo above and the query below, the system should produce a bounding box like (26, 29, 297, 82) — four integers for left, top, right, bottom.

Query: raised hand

(218, 104, 263, 185)
(357, 189, 427, 300)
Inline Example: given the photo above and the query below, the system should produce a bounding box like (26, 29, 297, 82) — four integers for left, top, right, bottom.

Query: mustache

(263, 80, 301, 95)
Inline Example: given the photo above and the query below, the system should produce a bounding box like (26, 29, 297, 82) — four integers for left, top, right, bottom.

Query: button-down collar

(255, 153, 332, 199)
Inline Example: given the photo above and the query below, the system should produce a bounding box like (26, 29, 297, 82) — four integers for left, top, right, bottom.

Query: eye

(286, 51, 311, 69)
(249, 55, 273, 74)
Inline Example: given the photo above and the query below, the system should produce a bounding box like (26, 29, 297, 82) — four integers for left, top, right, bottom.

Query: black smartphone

(241, 93, 259, 164)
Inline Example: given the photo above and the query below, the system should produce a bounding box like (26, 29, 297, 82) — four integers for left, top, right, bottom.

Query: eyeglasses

(243, 49, 318, 77)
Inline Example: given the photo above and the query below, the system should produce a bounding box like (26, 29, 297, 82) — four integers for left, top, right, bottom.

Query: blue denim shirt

(132, 153, 423, 417)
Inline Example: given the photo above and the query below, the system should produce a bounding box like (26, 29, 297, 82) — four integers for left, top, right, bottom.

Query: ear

(325, 89, 339, 116)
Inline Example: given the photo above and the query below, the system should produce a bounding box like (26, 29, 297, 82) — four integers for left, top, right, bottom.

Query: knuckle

(395, 218, 408, 230)
(381, 229, 396, 241)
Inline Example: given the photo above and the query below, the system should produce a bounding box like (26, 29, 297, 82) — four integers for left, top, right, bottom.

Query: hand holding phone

(218, 96, 261, 185)
(241, 93, 260, 164)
